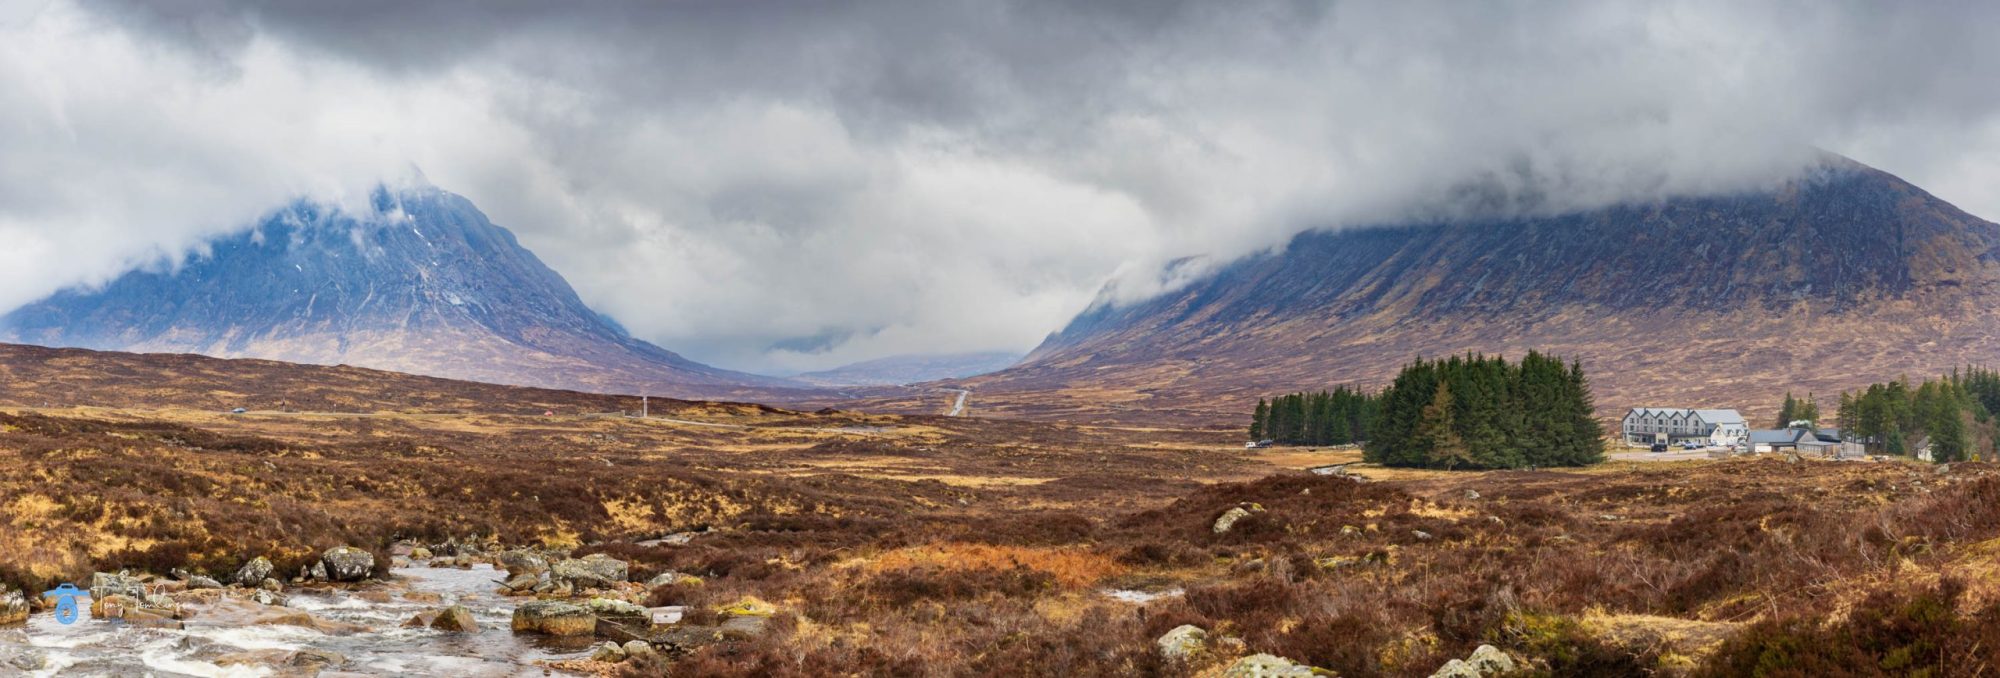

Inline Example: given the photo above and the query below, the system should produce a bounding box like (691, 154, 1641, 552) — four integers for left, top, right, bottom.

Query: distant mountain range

(961, 156, 2000, 425)
(790, 351, 1021, 387)
(0, 186, 789, 398)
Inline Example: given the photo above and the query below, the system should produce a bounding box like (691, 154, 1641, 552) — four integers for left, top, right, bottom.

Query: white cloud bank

(4, 0, 2000, 372)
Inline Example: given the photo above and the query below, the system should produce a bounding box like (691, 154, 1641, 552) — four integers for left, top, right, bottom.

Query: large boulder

(512, 601, 596, 636)
(233, 557, 274, 586)
(0, 587, 26, 625)
(551, 554, 627, 589)
(1156, 624, 1208, 662)
(319, 546, 376, 582)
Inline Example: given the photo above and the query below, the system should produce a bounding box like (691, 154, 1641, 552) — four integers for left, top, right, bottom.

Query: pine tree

(1776, 392, 1797, 428)
(1249, 398, 1268, 441)
(1415, 380, 1471, 469)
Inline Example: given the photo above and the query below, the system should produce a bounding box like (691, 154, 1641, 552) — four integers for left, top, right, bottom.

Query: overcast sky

(4, 0, 2000, 373)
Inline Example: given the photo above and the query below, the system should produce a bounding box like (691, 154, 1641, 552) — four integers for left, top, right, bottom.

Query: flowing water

(1, 564, 597, 677)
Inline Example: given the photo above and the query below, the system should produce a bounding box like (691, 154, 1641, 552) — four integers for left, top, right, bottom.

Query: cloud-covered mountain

(0, 186, 787, 397)
(961, 156, 2000, 424)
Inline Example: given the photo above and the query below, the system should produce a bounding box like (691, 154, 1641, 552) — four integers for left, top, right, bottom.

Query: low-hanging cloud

(6, 0, 2000, 373)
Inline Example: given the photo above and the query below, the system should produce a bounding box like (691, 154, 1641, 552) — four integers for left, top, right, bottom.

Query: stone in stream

(498, 550, 550, 577)
(320, 546, 376, 582)
(89, 571, 146, 600)
(185, 574, 222, 590)
(0, 643, 47, 672)
(430, 605, 479, 632)
(503, 573, 541, 593)
(512, 600, 596, 636)
(286, 648, 347, 671)
(233, 556, 274, 586)
(0, 587, 26, 626)
(551, 554, 628, 589)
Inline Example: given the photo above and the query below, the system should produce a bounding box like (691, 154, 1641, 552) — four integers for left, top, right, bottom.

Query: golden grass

(859, 543, 1127, 589)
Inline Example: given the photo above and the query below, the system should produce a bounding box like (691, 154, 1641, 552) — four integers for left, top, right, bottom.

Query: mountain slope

(963, 158, 2000, 424)
(0, 186, 788, 397)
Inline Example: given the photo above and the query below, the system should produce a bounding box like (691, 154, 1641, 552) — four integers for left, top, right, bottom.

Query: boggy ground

(5, 350, 2000, 675)
(10, 407, 2000, 676)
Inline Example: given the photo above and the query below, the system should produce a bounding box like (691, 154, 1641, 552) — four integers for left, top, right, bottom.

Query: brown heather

(7, 348, 2000, 675)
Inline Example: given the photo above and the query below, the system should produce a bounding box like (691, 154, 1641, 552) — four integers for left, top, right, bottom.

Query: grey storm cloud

(6, 0, 2000, 372)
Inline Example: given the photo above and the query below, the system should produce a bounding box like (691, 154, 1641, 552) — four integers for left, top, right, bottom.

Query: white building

(1621, 408, 1749, 447)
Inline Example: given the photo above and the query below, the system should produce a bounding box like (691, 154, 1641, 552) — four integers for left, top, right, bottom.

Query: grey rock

(89, 572, 145, 600)
(320, 546, 376, 582)
(1467, 644, 1516, 674)
(552, 554, 628, 589)
(1213, 507, 1253, 534)
(498, 550, 549, 576)
(584, 597, 647, 620)
(1156, 624, 1208, 661)
(185, 575, 222, 590)
(511, 601, 596, 636)
(0, 587, 26, 626)
(1221, 653, 1319, 677)
(233, 556, 274, 586)
(590, 640, 627, 662)
(1429, 645, 1516, 678)
(622, 640, 657, 660)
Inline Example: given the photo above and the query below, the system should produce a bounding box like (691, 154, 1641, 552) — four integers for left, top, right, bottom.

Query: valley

(5, 348, 1999, 676)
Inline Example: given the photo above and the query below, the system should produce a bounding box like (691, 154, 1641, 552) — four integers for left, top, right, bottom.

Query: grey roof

(1625, 407, 1746, 426)
(1747, 429, 1810, 445)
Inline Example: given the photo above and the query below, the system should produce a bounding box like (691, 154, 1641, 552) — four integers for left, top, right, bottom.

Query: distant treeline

(1249, 387, 1378, 446)
(1365, 352, 1603, 469)
(1834, 367, 2000, 462)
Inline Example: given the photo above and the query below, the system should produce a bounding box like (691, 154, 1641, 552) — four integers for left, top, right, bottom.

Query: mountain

(791, 351, 1022, 387)
(961, 157, 2000, 425)
(0, 185, 790, 398)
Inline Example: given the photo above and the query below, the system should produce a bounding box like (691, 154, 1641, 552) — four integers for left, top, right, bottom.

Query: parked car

(230, 407, 247, 415)
(1649, 443, 1669, 453)
(1681, 442, 1701, 450)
